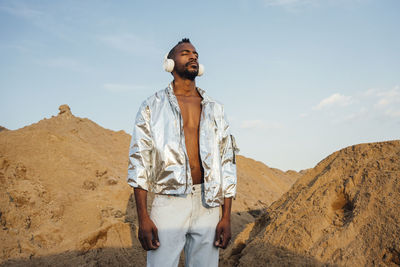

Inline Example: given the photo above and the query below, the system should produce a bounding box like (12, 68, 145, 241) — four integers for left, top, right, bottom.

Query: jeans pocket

(151, 194, 172, 208)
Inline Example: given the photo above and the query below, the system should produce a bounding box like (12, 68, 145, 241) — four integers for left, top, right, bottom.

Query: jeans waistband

(191, 183, 203, 194)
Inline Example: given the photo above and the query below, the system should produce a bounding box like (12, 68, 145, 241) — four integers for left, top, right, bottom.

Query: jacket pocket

(230, 134, 239, 164)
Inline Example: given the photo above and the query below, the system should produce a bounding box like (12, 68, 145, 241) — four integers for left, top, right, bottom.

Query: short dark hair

(167, 38, 191, 59)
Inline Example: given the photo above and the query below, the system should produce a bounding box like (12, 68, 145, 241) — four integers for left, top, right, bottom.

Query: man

(127, 38, 239, 267)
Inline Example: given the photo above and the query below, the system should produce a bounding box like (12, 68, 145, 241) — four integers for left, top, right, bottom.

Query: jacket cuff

(127, 175, 149, 191)
(223, 183, 236, 199)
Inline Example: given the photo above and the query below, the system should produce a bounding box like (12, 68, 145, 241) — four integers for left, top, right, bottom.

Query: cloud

(363, 88, 379, 96)
(384, 109, 400, 118)
(0, 2, 78, 44)
(313, 93, 353, 110)
(98, 33, 160, 55)
(37, 57, 91, 73)
(309, 86, 400, 123)
(103, 83, 148, 93)
(0, 3, 42, 19)
(263, 0, 322, 10)
(369, 86, 400, 118)
(299, 113, 308, 118)
(332, 107, 368, 124)
(263, 0, 366, 11)
(374, 86, 400, 108)
(240, 119, 283, 130)
(1, 38, 64, 56)
(264, 0, 311, 6)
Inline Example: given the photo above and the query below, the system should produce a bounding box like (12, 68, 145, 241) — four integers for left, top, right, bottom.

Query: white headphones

(163, 53, 204, 76)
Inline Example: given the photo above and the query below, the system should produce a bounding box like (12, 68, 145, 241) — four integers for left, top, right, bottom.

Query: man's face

(172, 43, 199, 80)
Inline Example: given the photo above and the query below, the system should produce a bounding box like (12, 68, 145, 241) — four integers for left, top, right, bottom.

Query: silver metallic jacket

(127, 83, 239, 207)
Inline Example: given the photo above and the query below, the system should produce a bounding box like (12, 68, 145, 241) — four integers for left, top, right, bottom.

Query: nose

(189, 52, 198, 61)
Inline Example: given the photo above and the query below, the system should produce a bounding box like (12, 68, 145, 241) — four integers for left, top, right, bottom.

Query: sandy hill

(223, 140, 400, 267)
(0, 126, 8, 132)
(231, 156, 299, 239)
(0, 105, 298, 266)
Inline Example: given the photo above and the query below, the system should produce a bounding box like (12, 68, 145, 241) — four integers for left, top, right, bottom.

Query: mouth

(186, 62, 198, 67)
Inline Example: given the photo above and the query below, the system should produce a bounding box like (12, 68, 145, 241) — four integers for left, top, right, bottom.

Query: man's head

(167, 38, 200, 81)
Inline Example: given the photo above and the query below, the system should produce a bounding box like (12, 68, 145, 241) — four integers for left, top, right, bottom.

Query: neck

(172, 76, 197, 96)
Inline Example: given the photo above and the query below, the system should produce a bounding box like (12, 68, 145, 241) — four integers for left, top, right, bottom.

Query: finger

(140, 235, 149, 251)
(214, 226, 222, 247)
(145, 232, 157, 250)
(221, 232, 231, 249)
(152, 227, 160, 247)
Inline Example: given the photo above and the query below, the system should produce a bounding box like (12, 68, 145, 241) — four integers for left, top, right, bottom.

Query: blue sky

(1, 0, 399, 171)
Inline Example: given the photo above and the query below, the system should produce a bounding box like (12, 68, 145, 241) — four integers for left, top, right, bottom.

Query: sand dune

(222, 140, 400, 266)
(0, 105, 298, 266)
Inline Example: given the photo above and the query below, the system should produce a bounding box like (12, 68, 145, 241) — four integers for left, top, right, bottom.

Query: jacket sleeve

(220, 106, 239, 199)
(127, 101, 153, 191)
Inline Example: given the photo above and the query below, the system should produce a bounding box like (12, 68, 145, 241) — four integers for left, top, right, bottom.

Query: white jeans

(147, 183, 220, 267)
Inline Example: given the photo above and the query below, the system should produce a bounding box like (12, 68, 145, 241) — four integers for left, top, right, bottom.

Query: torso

(176, 94, 204, 185)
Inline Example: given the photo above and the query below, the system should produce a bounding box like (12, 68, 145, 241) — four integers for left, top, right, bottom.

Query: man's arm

(127, 101, 159, 251)
(134, 188, 160, 250)
(214, 197, 232, 249)
(215, 105, 238, 249)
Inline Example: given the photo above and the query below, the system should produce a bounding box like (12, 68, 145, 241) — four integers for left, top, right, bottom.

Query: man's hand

(134, 188, 160, 251)
(214, 197, 233, 249)
(138, 216, 160, 251)
(214, 217, 231, 249)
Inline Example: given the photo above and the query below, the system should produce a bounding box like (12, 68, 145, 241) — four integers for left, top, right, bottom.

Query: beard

(175, 64, 198, 80)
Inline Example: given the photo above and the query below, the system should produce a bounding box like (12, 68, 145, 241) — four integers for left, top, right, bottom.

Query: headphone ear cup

(163, 54, 174, 72)
(164, 59, 174, 72)
(197, 64, 204, 76)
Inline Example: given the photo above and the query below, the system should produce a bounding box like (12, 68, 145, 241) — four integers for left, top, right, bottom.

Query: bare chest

(176, 96, 202, 130)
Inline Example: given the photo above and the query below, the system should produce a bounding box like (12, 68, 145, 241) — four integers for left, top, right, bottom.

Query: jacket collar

(166, 81, 213, 108)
